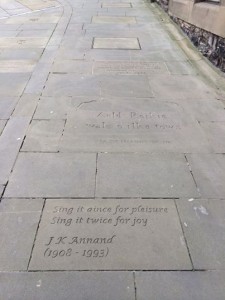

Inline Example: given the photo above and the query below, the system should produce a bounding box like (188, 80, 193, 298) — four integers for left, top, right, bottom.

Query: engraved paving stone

(59, 100, 211, 153)
(94, 61, 168, 75)
(29, 199, 192, 270)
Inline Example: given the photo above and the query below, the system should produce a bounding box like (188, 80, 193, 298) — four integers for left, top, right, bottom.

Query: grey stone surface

(186, 154, 225, 198)
(42, 74, 101, 97)
(93, 61, 168, 75)
(51, 60, 93, 74)
(200, 122, 225, 153)
(0, 73, 30, 96)
(102, 2, 132, 8)
(29, 198, 191, 270)
(12, 94, 39, 117)
(0, 60, 35, 73)
(22, 120, 65, 152)
(0, 116, 30, 185)
(92, 16, 136, 24)
(100, 75, 153, 98)
(33, 96, 87, 119)
(96, 153, 198, 197)
(5, 153, 96, 198)
(136, 271, 225, 300)
(0, 198, 44, 212)
(0, 199, 43, 271)
(59, 99, 211, 153)
(93, 38, 140, 49)
(0, 37, 49, 48)
(177, 199, 225, 270)
(0, 272, 135, 300)
(0, 48, 43, 60)
(148, 75, 216, 99)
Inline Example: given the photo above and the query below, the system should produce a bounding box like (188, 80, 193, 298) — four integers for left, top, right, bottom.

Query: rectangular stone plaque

(29, 199, 191, 270)
(92, 16, 136, 24)
(93, 38, 140, 50)
(94, 61, 168, 75)
(59, 100, 211, 153)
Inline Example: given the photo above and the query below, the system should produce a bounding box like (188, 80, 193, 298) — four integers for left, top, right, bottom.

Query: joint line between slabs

(27, 198, 46, 270)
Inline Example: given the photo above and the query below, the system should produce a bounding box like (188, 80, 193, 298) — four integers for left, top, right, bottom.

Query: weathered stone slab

(0, 272, 135, 300)
(42, 74, 100, 97)
(0, 60, 35, 73)
(102, 2, 132, 8)
(29, 198, 191, 270)
(59, 100, 211, 153)
(0, 198, 44, 212)
(136, 271, 225, 300)
(0, 73, 30, 96)
(200, 122, 225, 153)
(94, 61, 168, 75)
(0, 37, 49, 48)
(176, 199, 225, 270)
(5, 153, 96, 198)
(92, 16, 136, 24)
(186, 154, 225, 198)
(33, 96, 87, 119)
(0, 199, 43, 271)
(51, 60, 93, 74)
(148, 75, 216, 99)
(0, 48, 43, 60)
(96, 153, 198, 197)
(100, 75, 152, 97)
(22, 120, 65, 152)
(93, 38, 140, 49)
(0, 116, 30, 185)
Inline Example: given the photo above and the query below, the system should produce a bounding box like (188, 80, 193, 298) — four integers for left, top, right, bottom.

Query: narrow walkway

(0, 0, 225, 298)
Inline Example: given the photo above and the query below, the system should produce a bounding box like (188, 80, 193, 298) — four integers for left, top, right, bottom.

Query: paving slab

(0, 272, 135, 300)
(176, 199, 225, 270)
(33, 96, 88, 119)
(60, 99, 211, 153)
(96, 153, 198, 197)
(51, 60, 93, 74)
(0, 60, 35, 73)
(0, 48, 43, 60)
(12, 94, 39, 117)
(136, 271, 225, 300)
(42, 74, 101, 97)
(5, 153, 96, 198)
(0, 73, 30, 96)
(102, 2, 132, 8)
(186, 154, 225, 198)
(100, 75, 153, 97)
(0, 97, 18, 119)
(93, 37, 140, 49)
(22, 120, 65, 152)
(0, 37, 49, 48)
(29, 198, 191, 270)
(0, 116, 30, 185)
(200, 122, 225, 153)
(0, 198, 44, 212)
(148, 75, 216, 99)
(0, 198, 43, 271)
(92, 16, 136, 24)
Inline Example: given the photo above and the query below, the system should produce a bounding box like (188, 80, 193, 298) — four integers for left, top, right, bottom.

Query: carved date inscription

(29, 199, 191, 270)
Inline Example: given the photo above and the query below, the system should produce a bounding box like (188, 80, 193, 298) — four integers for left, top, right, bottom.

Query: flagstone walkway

(0, 0, 225, 298)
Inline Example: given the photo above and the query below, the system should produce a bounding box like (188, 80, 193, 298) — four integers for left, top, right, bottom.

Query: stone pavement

(0, 0, 225, 298)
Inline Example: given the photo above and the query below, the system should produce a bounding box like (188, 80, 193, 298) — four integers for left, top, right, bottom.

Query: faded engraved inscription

(94, 61, 169, 75)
